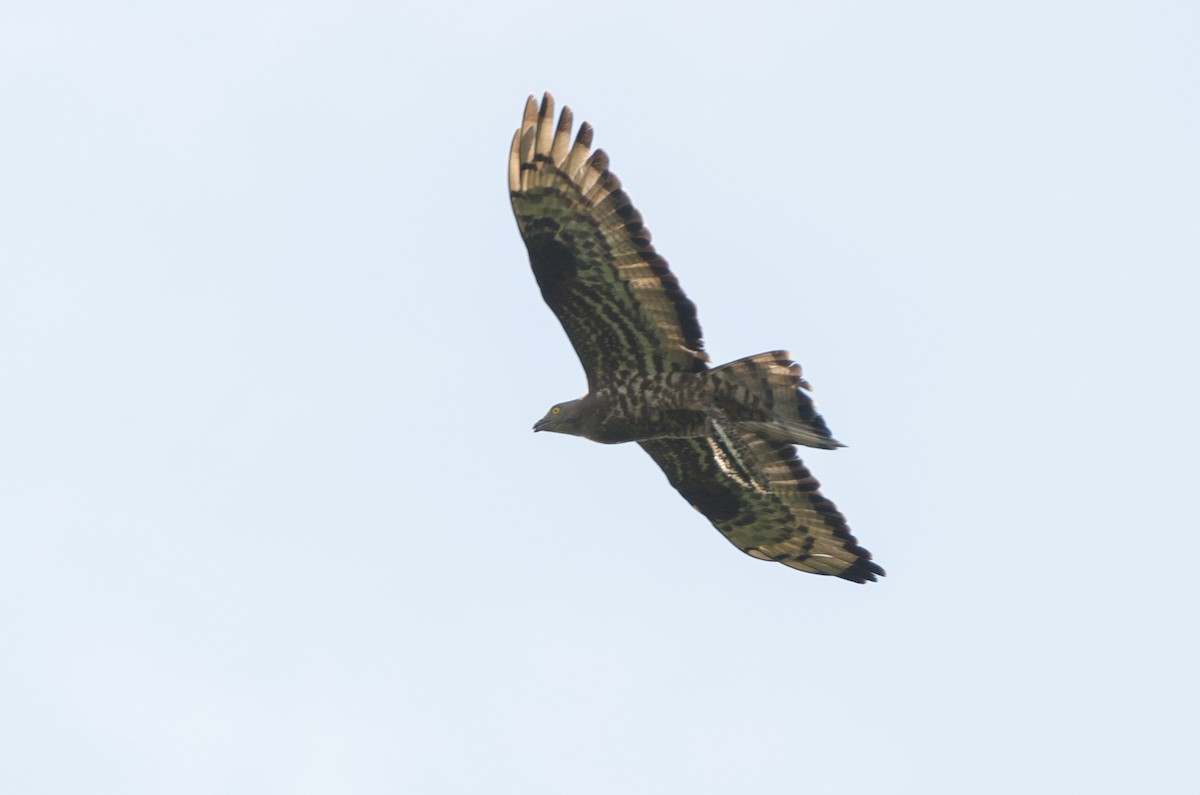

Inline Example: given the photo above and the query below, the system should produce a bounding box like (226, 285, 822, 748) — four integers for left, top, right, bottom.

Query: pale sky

(3, 2, 1198, 793)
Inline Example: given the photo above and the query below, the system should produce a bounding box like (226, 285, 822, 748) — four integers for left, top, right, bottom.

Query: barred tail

(711, 351, 843, 450)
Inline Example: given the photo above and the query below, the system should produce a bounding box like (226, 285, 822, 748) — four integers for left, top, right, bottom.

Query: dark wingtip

(576, 121, 593, 149)
(840, 559, 886, 584)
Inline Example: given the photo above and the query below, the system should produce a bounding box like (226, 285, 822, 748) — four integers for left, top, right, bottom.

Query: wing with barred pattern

(510, 93, 709, 387)
(640, 434, 883, 583)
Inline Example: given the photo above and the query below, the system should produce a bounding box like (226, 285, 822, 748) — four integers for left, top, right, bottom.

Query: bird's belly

(591, 409, 708, 444)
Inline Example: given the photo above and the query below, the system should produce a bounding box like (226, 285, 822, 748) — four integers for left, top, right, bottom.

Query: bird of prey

(509, 93, 883, 583)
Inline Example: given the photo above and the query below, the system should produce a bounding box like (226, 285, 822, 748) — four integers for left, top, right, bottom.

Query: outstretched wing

(510, 93, 709, 387)
(639, 434, 885, 583)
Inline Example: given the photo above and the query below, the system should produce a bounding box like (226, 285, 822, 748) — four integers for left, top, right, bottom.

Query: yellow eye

(551, 406, 561, 415)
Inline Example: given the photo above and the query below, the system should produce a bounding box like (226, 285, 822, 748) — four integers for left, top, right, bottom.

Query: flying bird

(509, 93, 883, 583)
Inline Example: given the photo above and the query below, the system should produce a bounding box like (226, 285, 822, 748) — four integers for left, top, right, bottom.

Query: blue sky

(3, 2, 1198, 792)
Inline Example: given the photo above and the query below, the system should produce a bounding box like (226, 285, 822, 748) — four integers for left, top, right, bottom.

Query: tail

(711, 351, 844, 450)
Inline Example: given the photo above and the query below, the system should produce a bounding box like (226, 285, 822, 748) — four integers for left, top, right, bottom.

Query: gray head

(532, 398, 588, 437)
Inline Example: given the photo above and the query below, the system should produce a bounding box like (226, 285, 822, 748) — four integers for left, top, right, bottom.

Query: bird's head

(533, 398, 586, 436)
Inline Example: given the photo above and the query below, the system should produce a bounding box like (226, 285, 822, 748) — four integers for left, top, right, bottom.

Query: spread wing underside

(639, 433, 884, 583)
(509, 93, 709, 386)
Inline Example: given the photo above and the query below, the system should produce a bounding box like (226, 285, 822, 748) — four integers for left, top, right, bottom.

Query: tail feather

(711, 351, 843, 449)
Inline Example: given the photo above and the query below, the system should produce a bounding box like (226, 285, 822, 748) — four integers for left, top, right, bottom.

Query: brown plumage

(510, 93, 884, 583)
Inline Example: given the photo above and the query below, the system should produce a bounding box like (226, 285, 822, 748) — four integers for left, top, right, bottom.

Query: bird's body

(536, 360, 844, 449)
(510, 93, 884, 583)
(535, 379, 711, 445)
